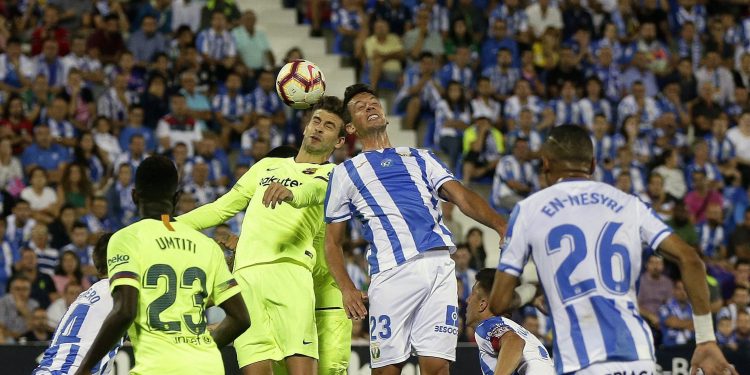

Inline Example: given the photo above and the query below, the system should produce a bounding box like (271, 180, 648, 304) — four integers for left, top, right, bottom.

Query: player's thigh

(367, 261, 431, 368)
(316, 309, 352, 375)
(233, 267, 284, 367)
(265, 262, 318, 360)
(410, 253, 458, 362)
(575, 359, 656, 375)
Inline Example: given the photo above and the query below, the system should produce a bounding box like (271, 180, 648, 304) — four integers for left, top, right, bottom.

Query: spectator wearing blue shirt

(119, 105, 156, 153)
(59, 223, 96, 277)
(42, 96, 76, 148)
(21, 124, 69, 184)
(369, 0, 412, 36)
(659, 280, 695, 347)
(698, 204, 727, 260)
(480, 19, 519, 71)
(481, 48, 519, 101)
(488, 0, 529, 44)
(193, 135, 231, 188)
(80, 196, 117, 234)
(716, 316, 738, 350)
(685, 141, 724, 190)
(433, 81, 471, 166)
(439, 46, 474, 92)
(332, 0, 364, 56)
(132, 0, 173, 34)
(586, 45, 623, 103)
(127, 15, 168, 65)
(105, 164, 137, 229)
(621, 51, 659, 98)
(395, 52, 442, 130)
(34, 40, 65, 94)
(706, 116, 737, 166)
(549, 80, 583, 127)
(247, 70, 286, 128)
(213, 72, 251, 150)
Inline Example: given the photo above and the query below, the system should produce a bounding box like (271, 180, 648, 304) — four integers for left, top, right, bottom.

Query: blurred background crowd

(0, 0, 747, 361)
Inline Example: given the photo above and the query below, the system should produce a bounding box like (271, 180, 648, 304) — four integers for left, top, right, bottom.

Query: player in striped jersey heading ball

(490, 125, 736, 375)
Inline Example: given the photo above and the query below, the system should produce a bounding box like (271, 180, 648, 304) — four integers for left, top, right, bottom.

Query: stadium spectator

(698, 203, 727, 262)
(453, 245, 476, 303)
(736, 310, 750, 346)
(97, 72, 136, 131)
(213, 72, 250, 149)
(7, 201, 35, 252)
(172, 0, 203, 33)
(80, 196, 116, 236)
(92, 116, 121, 163)
(659, 280, 696, 347)
(440, 202, 463, 244)
(233, 10, 274, 74)
(193, 135, 230, 187)
(61, 35, 104, 87)
(51, 250, 89, 295)
(491, 138, 537, 212)
(247, 69, 285, 127)
(119, 105, 156, 153)
(718, 286, 750, 330)
(30, 5, 69, 57)
(0, 137, 22, 191)
(638, 255, 674, 328)
(470, 77, 501, 125)
(696, 50, 735, 106)
(461, 116, 503, 186)
(716, 316, 738, 350)
(369, 0, 412, 37)
(729, 208, 750, 261)
(0, 38, 33, 97)
(72, 132, 108, 189)
(45, 282, 82, 329)
(127, 15, 168, 65)
(363, 17, 404, 90)
(64, 69, 96, 131)
(403, 8, 444, 64)
(546, 46, 583, 99)
(28, 224, 58, 278)
(86, 14, 127, 65)
(396, 51, 441, 130)
(525, 0, 562, 39)
(692, 81, 724, 138)
(60, 222, 95, 277)
(141, 74, 170, 130)
(21, 168, 58, 225)
(105, 163, 136, 228)
(667, 200, 700, 248)
(503, 79, 543, 132)
(182, 161, 219, 206)
(0, 217, 14, 295)
(18, 307, 51, 343)
(196, 10, 236, 78)
(43, 96, 76, 148)
(157, 94, 202, 156)
(0, 276, 38, 339)
(481, 19, 518, 73)
(434, 81, 470, 166)
(684, 169, 724, 223)
(47, 205, 76, 250)
(728, 112, 750, 187)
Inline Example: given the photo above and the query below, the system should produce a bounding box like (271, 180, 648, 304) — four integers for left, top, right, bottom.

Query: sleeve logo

(107, 254, 130, 269)
(302, 167, 318, 175)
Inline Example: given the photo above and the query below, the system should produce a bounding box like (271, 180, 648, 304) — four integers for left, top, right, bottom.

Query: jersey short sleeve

(107, 231, 141, 291)
(324, 165, 352, 223)
(497, 205, 530, 277)
(422, 149, 456, 192)
(635, 197, 673, 251)
(208, 242, 240, 306)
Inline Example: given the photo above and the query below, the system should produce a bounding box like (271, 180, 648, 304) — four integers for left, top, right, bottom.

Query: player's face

(465, 285, 484, 326)
(348, 92, 387, 133)
(302, 109, 345, 155)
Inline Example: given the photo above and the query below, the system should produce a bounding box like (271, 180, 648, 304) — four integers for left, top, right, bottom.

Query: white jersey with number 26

(34, 279, 123, 375)
(497, 179, 672, 374)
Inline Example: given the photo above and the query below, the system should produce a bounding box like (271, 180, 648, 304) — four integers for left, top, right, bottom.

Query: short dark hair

(474, 268, 496, 296)
(342, 83, 376, 123)
(135, 155, 178, 202)
(94, 232, 113, 276)
(542, 125, 594, 165)
(312, 95, 347, 136)
(72, 221, 88, 232)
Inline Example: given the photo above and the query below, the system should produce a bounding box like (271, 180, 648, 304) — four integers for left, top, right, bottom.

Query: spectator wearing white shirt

(157, 94, 203, 156)
(503, 79, 544, 131)
(549, 80, 583, 127)
(43, 96, 76, 148)
(617, 81, 661, 135)
(717, 287, 750, 329)
(46, 282, 82, 329)
(0, 38, 34, 96)
(696, 50, 735, 106)
(196, 11, 236, 74)
(728, 111, 750, 187)
(97, 72, 137, 130)
(525, 0, 563, 38)
(33, 39, 65, 94)
(470, 77, 502, 125)
(481, 48, 519, 101)
(61, 35, 104, 86)
(171, 0, 203, 33)
(578, 77, 613, 130)
(412, 0, 449, 37)
(433, 81, 471, 165)
(491, 138, 538, 212)
(20, 168, 58, 225)
(182, 161, 220, 206)
(92, 116, 121, 164)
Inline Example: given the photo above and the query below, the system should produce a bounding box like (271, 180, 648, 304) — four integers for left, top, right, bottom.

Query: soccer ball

(276, 59, 326, 109)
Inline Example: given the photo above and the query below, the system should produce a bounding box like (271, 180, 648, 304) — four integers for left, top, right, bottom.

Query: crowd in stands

(0, 0, 747, 360)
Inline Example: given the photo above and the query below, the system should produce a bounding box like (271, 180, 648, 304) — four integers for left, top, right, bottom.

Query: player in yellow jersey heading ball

(177, 96, 351, 375)
(75, 156, 250, 375)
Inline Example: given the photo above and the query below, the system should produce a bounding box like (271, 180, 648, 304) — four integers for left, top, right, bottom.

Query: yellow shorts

(316, 308, 352, 375)
(232, 262, 318, 368)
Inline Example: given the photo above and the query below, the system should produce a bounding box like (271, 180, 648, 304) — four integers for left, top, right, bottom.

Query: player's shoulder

(475, 316, 514, 339)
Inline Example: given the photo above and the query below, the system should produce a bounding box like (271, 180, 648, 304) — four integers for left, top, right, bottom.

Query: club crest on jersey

(370, 343, 381, 359)
(302, 168, 318, 175)
(381, 158, 393, 167)
(445, 305, 459, 327)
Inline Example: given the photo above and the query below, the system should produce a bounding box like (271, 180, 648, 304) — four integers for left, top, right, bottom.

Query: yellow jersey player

(75, 156, 250, 375)
(177, 96, 351, 375)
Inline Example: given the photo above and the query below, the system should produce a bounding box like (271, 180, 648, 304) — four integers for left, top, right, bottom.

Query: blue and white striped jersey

(497, 179, 672, 373)
(324, 147, 456, 275)
(34, 279, 123, 375)
(475, 316, 553, 375)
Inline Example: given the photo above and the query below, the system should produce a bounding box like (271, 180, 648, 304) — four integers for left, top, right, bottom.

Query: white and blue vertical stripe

(196, 29, 237, 60)
(212, 93, 251, 122)
(324, 148, 455, 275)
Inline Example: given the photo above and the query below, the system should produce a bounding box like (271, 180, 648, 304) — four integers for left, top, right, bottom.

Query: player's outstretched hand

(690, 342, 738, 375)
(262, 182, 293, 209)
(342, 286, 368, 320)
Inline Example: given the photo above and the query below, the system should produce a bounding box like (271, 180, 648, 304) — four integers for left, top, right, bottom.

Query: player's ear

(479, 297, 489, 314)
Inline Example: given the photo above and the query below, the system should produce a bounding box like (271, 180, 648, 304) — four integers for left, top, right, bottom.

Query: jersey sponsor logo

(303, 339, 313, 345)
(107, 254, 130, 269)
(445, 305, 459, 327)
(301, 167, 318, 175)
(259, 176, 302, 187)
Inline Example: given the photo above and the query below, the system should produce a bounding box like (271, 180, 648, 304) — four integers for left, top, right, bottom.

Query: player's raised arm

(325, 221, 367, 320)
(177, 161, 262, 229)
(656, 234, 738, 375)
(439, 180, 506, 237)
(74, 285, 138, 375)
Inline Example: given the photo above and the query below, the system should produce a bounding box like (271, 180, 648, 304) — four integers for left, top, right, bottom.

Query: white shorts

(575, 360, 656, 375)
(519, 359, 556, 374)
(367, 250, 458, 368)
